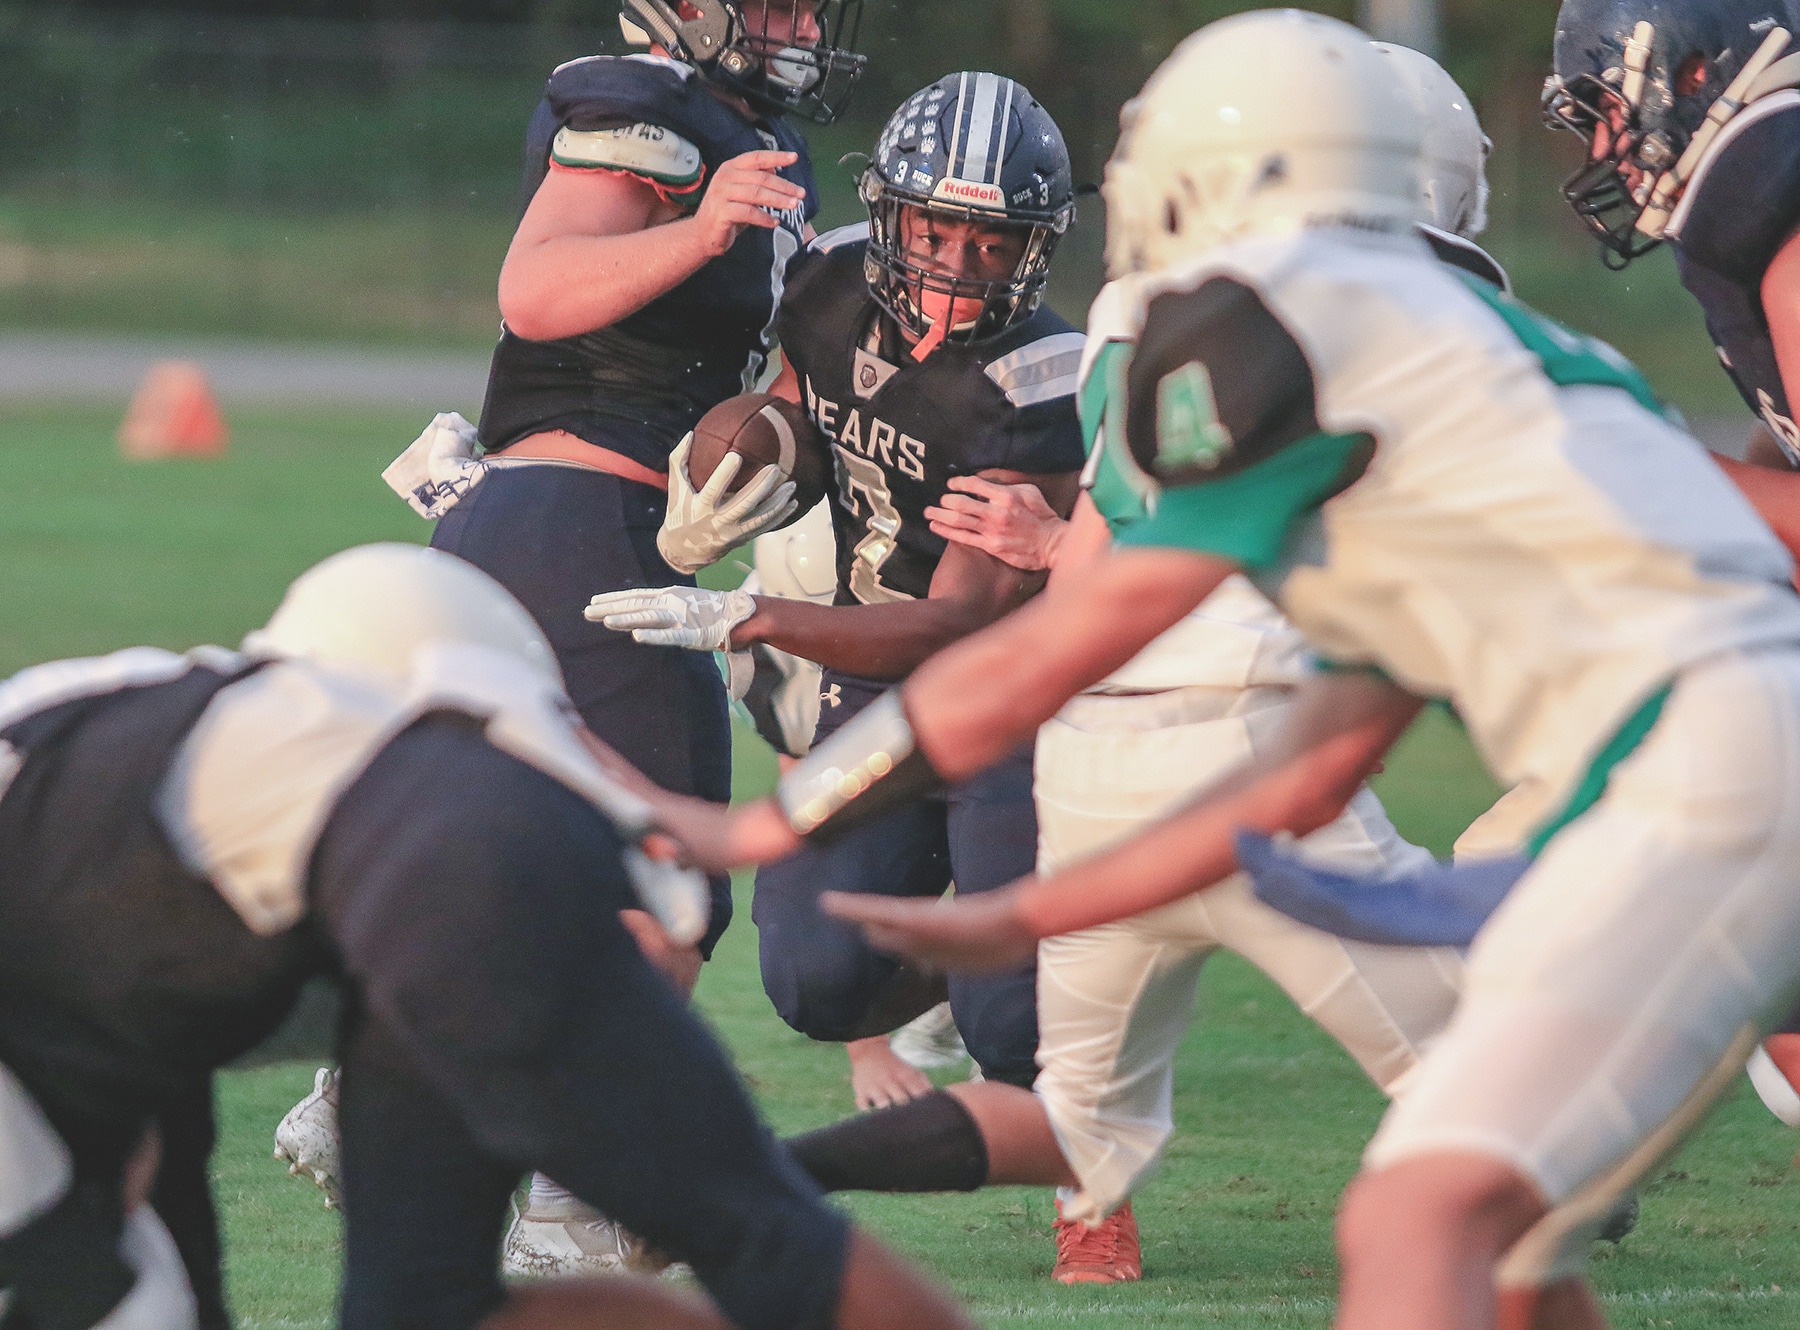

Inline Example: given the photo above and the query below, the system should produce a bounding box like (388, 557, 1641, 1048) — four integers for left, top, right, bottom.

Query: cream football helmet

(244, 543, 564, 691)
(1103, 8, 1424, 277)
(1372, 42, 1492, 239)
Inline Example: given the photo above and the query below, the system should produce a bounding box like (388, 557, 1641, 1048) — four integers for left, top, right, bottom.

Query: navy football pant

(324, 724, 850, 1330)
(431, 461, 734, 954)
(754, 673, 1041, 1087)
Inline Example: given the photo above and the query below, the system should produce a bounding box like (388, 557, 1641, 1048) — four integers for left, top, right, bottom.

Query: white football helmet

(245, 543, 563, 691)
(1372, 42, 1492, 239)
(1102, 9, 1423, 277)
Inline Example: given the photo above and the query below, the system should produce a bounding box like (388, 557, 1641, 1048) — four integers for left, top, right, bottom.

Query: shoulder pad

(545, 53, 720, 143)
(1127, 276, 1323, 488)
(809, 222, 870, 254)
(1417, 224, 1512, 294)
(984, 330, 1086, 408)
(1667, 89, 1800, 248)
(552, 122, 704, 192)
(0, 647, 206, 738)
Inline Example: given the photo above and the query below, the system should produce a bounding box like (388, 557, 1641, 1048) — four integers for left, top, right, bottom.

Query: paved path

(0, 333, 491, 413)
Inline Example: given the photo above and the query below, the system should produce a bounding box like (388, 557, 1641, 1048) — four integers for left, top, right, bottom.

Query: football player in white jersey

(639, 12, 1800, 1329)
(774, 41, 1495, 1287)
(1541, 0, 1800, 1128)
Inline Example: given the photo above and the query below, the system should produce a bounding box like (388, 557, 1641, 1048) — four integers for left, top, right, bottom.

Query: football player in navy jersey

(364, 0, 864, 1268)
(0, 545, 972, 1330)
(587, 74, 1086, 1101)
(1544, 0, 1800, 1128)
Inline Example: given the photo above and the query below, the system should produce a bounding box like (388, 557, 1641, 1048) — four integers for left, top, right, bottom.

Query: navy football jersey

(775, 226, 1086, 605)
(480, 54, 819, 470)
(1666, 91, 1800, 455)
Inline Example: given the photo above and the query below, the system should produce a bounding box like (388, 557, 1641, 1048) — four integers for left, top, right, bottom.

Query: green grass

(4, 402, 1797, 1327)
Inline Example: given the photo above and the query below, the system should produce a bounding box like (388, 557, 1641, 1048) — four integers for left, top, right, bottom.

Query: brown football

(687, 392, 832, 516)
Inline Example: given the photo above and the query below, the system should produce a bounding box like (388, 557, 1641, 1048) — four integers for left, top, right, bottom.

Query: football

(687, 392, 833, 516)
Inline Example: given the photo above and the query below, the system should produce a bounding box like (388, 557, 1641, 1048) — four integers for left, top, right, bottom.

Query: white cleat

(502, 1198, 633, 1278)
(888, 1001, 969, 1071)
(273, 1067, 342, 1208)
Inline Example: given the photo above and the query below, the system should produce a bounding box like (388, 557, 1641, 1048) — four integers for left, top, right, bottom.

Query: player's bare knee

(1341, 1154, 1545, 1264)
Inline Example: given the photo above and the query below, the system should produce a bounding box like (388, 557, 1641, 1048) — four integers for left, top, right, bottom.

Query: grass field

(3, 403, 1798, 1328)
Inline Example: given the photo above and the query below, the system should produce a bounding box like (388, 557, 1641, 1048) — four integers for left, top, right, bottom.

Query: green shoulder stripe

(1114, 430, 1369, 569)
(1078, 340, 1151, 534)
(1455, 272, 1674, 422)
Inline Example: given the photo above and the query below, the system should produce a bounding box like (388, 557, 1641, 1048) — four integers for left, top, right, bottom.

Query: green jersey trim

(1455, 273, 1672, 421)
(1112, 429, 1367, 569)
(1080, 340, 1153, 533)
(1526, 685, 1671, 857)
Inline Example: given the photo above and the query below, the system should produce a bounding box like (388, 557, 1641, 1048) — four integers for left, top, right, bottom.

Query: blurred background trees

(0, 1, 1731, 417)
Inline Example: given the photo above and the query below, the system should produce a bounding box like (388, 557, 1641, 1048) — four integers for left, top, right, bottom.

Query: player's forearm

(732, 596, 997, 681)
(1714, 452, 1800, 565)
(905, 547, 1230, 781)
(1012, 701, 1413, 938)
(498, 218, 716, 342)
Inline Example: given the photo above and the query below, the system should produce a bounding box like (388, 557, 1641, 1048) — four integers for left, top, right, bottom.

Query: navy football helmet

(862, 73, 1076, 345)
(1544, 0, 1800, 264)
(620, 0, 866, 124)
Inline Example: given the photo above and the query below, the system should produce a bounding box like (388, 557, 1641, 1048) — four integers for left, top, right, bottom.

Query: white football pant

(1031, 684, 1465, 1223)
(1363, 648, 1800, 1286)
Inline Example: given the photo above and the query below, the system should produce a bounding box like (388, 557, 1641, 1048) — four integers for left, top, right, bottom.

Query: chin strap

(1637, 25, 1794, 240)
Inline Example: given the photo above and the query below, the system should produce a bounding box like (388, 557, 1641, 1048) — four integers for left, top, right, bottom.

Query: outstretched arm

(632, 544, 1237, 874)
(906, 544, 1233, 781)
(729, 469, 1076, 679)
(824, 670, 1424, 971)
(1715, 452, 1800, 563)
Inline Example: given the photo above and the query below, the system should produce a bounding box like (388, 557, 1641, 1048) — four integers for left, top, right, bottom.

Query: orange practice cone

(118, 360, 229, 459)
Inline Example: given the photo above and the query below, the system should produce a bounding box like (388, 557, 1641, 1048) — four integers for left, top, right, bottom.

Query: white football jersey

(1090, 225, 1800, 839)
(1076, 278, 1311, 695)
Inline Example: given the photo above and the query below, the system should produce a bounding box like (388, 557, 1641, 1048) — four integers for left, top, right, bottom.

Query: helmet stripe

(946, 71, 971, 181)
(960, 72, 1003, 182)
(990, 78, 1015, 183)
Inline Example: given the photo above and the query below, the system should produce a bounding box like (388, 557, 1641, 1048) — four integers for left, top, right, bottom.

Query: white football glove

(657, 434, 798, 575)
(585, 586, 758, 652)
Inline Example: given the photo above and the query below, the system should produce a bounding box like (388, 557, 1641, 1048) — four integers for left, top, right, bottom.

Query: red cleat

(1052, 1198, 1142, 1284)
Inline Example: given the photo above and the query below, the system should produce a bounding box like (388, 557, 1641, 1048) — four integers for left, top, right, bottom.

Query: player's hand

(924, 475, 1067, 572)
(847, 1036, 934, 1111)
(647, 794, 802, 874)
(657, 434, 798, 574)
(619, 907, 704, 997)
(821, 886, 1038, 973)
(585, 585, 757, 651)
(693, 150, 806, 258)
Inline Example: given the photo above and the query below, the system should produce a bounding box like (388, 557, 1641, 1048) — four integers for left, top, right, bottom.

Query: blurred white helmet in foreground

(1103, 8, 1423, 276)
(245, 543, 563, 690)
(1373, 41, 1492, 238)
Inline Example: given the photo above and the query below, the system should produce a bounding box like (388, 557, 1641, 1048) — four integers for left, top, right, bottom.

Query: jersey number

(833, 445, 913, 604)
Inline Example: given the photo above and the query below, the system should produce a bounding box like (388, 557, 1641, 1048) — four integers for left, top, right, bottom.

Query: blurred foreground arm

(821, 670, 1423, 971)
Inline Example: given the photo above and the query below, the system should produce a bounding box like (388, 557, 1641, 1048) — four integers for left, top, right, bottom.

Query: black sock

(784, 1090, 989, 1194)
